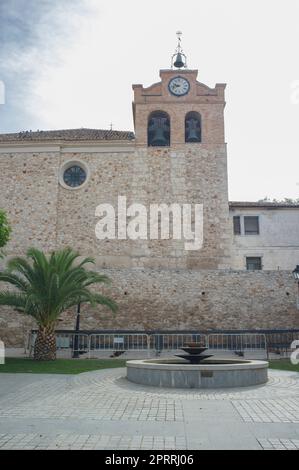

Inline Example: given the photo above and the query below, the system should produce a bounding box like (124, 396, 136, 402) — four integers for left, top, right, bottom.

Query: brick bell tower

(131, 32, 232, 269)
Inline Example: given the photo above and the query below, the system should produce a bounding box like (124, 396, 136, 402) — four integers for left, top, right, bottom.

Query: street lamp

(292, 266, 299, 309)
(72, 303, 81, 359)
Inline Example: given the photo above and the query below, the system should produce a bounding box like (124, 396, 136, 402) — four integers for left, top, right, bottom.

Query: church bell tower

(131, 33, 231, 269)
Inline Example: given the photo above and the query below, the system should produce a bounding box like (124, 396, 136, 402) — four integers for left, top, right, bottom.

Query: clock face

(168, 76, 190, 96)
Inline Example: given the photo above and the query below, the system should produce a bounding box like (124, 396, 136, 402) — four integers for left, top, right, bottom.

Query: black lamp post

(72, 303, 81, 359)
(292, 266, 299, 309)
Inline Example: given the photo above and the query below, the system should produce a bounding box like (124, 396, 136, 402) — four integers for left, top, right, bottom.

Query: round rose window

(63, 165, 87, 188)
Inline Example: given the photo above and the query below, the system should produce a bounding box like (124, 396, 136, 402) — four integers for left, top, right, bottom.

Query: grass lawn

(1, 358, 298, 375)
(0, 358, 127, 374)
(268, 359, 299, 373)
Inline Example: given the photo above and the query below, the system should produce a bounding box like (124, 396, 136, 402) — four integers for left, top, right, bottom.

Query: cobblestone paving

(257, 438, 299, 450)
(73, 368, 299, 400)
(0, 368, 299, 449)
(233, 398, 299, 423)
(0, 378, 184, 421)
(0, 433, 187, 450)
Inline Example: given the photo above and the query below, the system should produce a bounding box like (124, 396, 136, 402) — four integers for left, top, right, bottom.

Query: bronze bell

(186, 118, 201, 142)
(187, 129, 200, 142)
(173, 52, 185, 68)
(148, 117, 170, 146)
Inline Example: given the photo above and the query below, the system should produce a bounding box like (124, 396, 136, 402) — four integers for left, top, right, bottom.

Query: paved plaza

(0, 368, 298, 450)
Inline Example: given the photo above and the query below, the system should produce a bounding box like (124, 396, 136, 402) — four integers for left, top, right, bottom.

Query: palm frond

(0, 247, 117, 326)
(0, 272, 29, 291)
(0, 291, 27, 312)
(92, 293, 118, 312)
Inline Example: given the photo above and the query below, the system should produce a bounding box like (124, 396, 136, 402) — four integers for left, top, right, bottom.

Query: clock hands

(168, 77, 189, 96)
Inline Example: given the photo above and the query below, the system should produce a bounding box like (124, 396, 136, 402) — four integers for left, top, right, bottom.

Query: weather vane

(171, 31, 187, 69)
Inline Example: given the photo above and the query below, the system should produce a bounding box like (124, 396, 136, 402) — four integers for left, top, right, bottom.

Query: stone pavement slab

(0, 368, 298, 449)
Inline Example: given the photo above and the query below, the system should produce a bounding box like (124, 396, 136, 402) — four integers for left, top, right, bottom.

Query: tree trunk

(33, 326, 56, 360)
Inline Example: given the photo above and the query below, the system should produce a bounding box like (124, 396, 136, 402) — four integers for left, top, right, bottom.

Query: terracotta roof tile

(229, 201, 299, 209)
(0, 128, 135, 142)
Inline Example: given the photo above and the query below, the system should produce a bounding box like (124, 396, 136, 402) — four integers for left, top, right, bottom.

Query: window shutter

(233, 216, 241, 235)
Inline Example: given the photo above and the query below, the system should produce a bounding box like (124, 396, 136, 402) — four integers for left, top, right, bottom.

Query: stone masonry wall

(0, 151, 60, 254)
(0, 268, 297, 347)
(55, 145, 231, 270)
(0, 144, 231, 269)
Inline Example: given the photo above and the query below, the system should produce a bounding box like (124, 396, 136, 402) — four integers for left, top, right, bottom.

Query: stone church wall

(0, 144, 231, 269)
(0, 268, 297, 347)
(0, 150, 60, 254)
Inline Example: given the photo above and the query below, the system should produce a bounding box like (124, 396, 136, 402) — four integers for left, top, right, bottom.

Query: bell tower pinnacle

(171, 31, 187, 69)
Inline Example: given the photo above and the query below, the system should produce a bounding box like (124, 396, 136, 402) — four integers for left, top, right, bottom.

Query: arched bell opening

(148, 111, 170, 147)
(185, 112, 201, 143)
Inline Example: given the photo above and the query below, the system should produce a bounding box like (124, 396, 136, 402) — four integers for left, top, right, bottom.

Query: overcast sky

(0, 0, 299, 202)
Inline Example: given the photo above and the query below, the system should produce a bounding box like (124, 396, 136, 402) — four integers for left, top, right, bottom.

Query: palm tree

(0, 247, 117, 360)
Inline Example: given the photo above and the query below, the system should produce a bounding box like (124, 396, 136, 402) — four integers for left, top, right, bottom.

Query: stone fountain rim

(126, 359, 269, 371)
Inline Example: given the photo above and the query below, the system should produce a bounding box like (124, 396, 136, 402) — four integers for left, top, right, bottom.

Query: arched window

(185, 112, 201, 143)
(148, 111, 170, 147)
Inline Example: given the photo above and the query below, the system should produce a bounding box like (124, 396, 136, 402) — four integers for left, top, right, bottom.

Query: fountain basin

(126, 358, 268, 389)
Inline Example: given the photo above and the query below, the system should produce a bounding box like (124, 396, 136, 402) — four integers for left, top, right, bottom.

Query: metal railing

(153, 333, 206, 352)
(28, 329, 299, 358)
(28, 332, 89, 358)
(88, 333, 150, 358)
(207, 333, 267, 352)
(266, 330, 299, 356)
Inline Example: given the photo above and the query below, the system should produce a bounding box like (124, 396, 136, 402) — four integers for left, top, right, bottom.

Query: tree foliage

(0, 247, 117, 326)
(0, 209, 11, 255)
(0, 247, 118, 359)
(258, 197, 299, 205)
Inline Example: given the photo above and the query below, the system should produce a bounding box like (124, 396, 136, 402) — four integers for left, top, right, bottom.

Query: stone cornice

(0, 141, 136, 153)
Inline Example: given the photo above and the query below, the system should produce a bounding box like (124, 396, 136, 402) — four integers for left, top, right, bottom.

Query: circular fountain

(126, 343, 268, 389)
